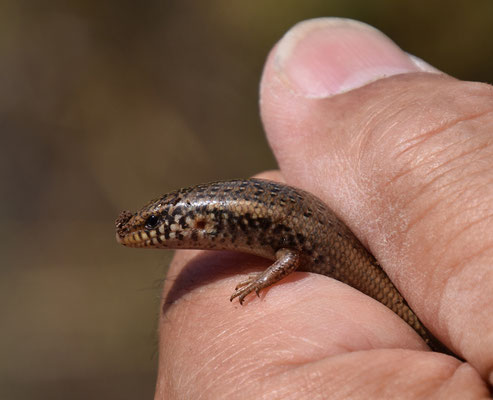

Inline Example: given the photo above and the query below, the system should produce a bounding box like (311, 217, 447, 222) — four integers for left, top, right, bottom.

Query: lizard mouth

(115, 210, 154, 247)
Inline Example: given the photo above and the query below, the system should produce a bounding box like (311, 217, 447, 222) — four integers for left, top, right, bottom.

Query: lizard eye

(144, 214, 160, 230)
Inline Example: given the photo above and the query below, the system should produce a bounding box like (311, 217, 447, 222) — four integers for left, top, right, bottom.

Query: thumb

(260, 18, 493, 382)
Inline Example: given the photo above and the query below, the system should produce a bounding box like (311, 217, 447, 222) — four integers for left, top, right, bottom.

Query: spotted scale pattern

(116, 178, 449, 353)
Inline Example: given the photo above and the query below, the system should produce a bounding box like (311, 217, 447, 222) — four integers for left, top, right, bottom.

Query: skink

(115, 178, 451, 354)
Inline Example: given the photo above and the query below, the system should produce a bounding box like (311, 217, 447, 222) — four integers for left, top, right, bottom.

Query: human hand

(155, 18, 492, 398)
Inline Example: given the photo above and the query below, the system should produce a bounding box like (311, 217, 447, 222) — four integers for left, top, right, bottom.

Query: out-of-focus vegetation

(1, 1, 492, 398)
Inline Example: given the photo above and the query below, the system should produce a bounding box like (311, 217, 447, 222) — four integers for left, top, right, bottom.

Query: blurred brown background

(1, 1, 492, 398)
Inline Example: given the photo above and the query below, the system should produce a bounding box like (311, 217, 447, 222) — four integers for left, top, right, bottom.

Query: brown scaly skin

(116, 178, 455, 355)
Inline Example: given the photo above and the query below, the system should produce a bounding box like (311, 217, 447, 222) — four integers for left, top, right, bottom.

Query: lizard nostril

(115, 210, 133, 236)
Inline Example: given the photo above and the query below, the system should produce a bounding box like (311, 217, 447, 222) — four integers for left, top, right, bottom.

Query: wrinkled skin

(155, 18, 493, 399)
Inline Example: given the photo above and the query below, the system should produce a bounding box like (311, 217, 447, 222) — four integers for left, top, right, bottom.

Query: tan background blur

(1, 1, 492, 398)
